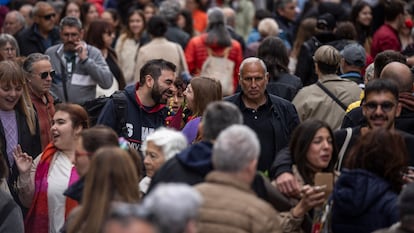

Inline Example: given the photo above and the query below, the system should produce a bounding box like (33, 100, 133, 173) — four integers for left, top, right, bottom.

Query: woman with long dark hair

(257, 37, 302, 101)
(85, 19, 126, 95)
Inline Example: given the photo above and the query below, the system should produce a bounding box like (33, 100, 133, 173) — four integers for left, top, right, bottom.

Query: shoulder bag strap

(316, 81, 347, 111)
(335, 127, 353, 172)
(175, 44, 185, 72)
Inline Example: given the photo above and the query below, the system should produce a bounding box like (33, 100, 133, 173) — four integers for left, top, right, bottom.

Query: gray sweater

(45, 43, 113, 104)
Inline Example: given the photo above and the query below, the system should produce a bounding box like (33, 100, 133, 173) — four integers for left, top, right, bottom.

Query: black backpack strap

(112, 91, 127, 137)
(316, 81, 348, 111)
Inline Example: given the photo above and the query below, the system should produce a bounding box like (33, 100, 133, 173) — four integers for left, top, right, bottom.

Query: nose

(173, 94, 179, 103)
(9, 89, 17, 97)
(144, 156, 151, 165)
(322, 139, 330, 149)
(170, 84, 177, 93)
(45, 73, 53, 81)
(374, 105, 385, 114)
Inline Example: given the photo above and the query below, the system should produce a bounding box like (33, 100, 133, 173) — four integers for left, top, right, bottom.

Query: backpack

(200, 47, 235, 96)
(81, 90, 127, 136)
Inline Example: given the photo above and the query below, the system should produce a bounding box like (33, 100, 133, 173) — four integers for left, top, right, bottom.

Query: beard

(151, 82, 170, 104)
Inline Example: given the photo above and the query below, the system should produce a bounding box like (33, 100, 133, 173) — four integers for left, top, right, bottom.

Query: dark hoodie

(148, 141, 214, 192)
(332, 169, 399, 233)
(147, 141, 294, 214)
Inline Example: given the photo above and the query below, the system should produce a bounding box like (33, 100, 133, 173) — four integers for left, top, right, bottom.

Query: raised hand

(13, 145, 32, 174)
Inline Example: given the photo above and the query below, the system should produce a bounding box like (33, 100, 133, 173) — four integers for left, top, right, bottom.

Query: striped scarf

(24, 143, 79, 233)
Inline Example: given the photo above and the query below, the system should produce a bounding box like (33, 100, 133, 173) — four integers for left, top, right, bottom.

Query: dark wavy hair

(205, 7, 231, 47)
(290, 119, 338, 185)
(257, 36, 289, 81)
(85, 19, 113, 50)
(345, 128, 407, 193)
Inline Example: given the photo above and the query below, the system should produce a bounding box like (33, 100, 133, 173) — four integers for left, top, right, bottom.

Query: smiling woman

(14, 103, 88, 233)
(0, 60, 41, 212)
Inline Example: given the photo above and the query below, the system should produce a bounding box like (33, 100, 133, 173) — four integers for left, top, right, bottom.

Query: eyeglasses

(36, 70, 56, 79)
(363, 101, 396, 112)
(41, 13, 56, 20)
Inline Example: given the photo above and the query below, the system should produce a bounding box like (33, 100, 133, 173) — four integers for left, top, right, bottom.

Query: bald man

(380, 62, 414, 134)
(2, 11, 25, 36)
(380, 62, 413, 92)
(343, 61, 414, 132)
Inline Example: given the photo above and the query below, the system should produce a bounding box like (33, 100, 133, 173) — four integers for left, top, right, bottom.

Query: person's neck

(36, 25, 50, 39)
(137, 88, 156, 107)
(242, 94, 267, 110)
(386, 20, 399, 31)
(61, 147, 75, 163)
(101, 48, 108, 58)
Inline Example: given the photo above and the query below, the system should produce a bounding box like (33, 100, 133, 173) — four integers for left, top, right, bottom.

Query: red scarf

(24, 143, 79, 233)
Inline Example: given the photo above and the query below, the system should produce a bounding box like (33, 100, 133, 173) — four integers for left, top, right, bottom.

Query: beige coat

(115, 34, 140, 85)
(134, 38, 188, 83)
(292, 74, 362, 130)
(196, 171, 302, 233)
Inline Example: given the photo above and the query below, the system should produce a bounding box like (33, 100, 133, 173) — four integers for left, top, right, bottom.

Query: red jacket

(371, 24, 401, 58)
(185, 34, 243, 91)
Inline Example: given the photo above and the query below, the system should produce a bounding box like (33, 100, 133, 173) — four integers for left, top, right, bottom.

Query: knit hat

(399, 183, 414, 217)
(341, 43, 366, 67)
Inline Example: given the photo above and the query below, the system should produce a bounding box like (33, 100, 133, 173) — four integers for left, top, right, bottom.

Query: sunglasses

(363, 101, 396, 113)
(41, 13, 56, 20)
(37, 70, 56, 79)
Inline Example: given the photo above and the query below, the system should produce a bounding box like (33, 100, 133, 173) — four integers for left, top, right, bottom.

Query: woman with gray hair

(0, 33, 20, 61)
(140, 127, 187, 194)
(185, 7, 243, 95)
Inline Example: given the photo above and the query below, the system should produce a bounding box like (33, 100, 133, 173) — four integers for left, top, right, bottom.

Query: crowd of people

(0, 0, 414, 232)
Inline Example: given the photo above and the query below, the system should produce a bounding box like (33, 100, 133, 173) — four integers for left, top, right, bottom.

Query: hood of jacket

(176, 141, 213, 176)
(333, 169, 396, 216)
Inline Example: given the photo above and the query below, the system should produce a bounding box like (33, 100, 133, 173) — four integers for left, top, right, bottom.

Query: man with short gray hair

(149, 101, 244, 189)
(196, 125, 282, 233)
(2, 10, 25, 36)
(45, 16, 113, 104)
(141, 183, 202, 233)
(225, 57, 299, 175)
(159, 0, 190, 49)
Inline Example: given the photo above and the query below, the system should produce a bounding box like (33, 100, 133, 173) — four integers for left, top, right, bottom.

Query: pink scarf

(24, 143, 79, 233)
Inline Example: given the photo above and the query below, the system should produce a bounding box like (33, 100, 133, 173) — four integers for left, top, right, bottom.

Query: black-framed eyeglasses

(37, 70, 56, 79)
(41, 13, 56, 20)
(363, 101, 396, 113)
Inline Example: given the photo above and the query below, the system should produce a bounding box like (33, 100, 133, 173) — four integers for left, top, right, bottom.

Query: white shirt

(47, 151, 73, 233)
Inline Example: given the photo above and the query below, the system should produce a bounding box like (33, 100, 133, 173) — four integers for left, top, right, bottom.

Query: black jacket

(225, 92, 300, 177)
(16, 24, 60, 56)
(1, 109, 41, 212)
(148, 141, 293, 212)
(266, 72, 303, 101)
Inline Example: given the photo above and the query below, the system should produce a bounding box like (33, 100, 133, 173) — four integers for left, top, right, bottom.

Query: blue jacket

(97, 84, 168, 151)
(332, 169, 399, 233)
